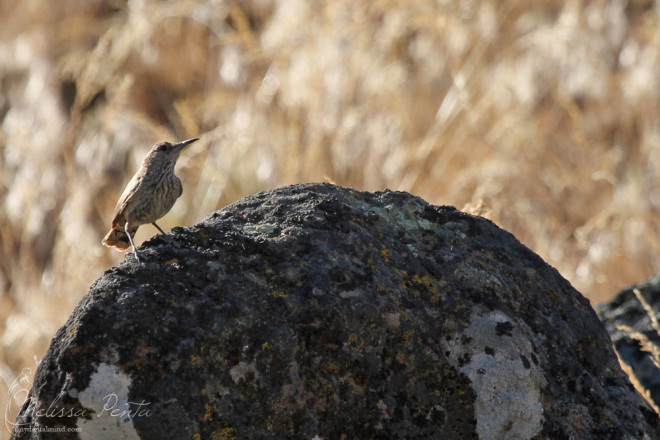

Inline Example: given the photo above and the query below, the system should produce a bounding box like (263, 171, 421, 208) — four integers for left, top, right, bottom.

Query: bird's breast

(126, 172, 183, 224)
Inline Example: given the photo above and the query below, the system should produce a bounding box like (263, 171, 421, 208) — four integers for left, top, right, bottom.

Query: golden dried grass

(2, 0, 660, 429)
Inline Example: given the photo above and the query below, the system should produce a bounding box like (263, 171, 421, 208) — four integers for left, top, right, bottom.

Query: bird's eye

(157, 144, 168, 152)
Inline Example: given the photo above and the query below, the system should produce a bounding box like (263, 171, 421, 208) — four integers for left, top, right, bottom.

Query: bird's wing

(110, 173, 144, 229)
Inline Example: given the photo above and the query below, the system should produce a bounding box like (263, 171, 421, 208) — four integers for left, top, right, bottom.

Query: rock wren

(102, 138, 199, 261)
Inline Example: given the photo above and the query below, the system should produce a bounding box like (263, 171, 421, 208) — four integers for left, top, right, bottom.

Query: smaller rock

(597, 274, 660, 409)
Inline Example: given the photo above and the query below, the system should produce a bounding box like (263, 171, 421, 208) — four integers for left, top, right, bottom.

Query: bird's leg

(125, 221, 141, 262)
(151, 222, 166, 234)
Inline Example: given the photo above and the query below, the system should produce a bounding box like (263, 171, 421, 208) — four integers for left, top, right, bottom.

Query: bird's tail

(102, 228, 133, 251)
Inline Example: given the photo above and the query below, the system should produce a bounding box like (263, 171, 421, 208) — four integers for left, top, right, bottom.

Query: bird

(102, 137, 199, 261)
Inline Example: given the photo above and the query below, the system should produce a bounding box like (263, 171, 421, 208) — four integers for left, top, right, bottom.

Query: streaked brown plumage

(102, 138, 199, 260)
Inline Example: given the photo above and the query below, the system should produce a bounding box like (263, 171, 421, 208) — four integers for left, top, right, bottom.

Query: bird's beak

(175, 138, 199, 150)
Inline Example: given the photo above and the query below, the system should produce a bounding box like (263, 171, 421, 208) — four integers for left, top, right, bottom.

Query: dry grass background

(2, 0, 660, 430)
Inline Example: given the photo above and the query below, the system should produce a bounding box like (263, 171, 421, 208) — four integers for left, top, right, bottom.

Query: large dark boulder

(598, 275, 660, 410)
(11, 183, 659, 439)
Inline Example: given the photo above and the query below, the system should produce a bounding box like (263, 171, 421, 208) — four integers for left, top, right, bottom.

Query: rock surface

(598, 274, 660, 410)
(11, 183, 660, 439)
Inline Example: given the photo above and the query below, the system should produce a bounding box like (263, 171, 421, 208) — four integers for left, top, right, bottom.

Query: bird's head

(148, 137, 199, 164)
